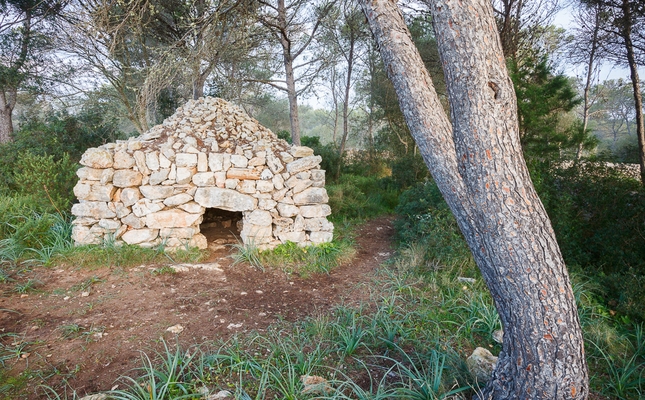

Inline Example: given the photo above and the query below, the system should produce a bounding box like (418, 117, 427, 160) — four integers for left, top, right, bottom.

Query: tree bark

(277, 0, 301, 146)
(359, 1, 588, 398)
(0, 90, 15, 143)
(620, 0, 645, 184)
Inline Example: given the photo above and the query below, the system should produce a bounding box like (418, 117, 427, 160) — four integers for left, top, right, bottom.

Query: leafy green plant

(230, 241, 264, 271)
(13, 279, 40, 293)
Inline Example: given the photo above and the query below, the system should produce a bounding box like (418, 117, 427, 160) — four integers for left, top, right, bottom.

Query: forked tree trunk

(359, 1, 588, 398)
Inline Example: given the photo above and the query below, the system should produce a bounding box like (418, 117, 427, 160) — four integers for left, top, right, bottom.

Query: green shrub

(12, 152, 78, 211)
(327, 174, 397, 221)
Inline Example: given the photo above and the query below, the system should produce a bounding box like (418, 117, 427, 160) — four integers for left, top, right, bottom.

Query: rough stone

(289, 146, 315, 158)
(113, 170, 143, 188)
(304, 217, 334, 231)
(176, 153, 198, 167)
(309, 231, 333, 244)
(122, 213, 145, 229)
(73, 183, 116, 202)
(72, 202, 116, 219)
(194, 187, 257, 211)
(146, 210, 202, 229)
(193, 172, 216, 186)
(277, 203, 299, 217)
(113, 151, 135, 169)
(132, 199, 164, 217)
(227, 168, 261, 180)
(246, 209, 272, 226)
(120, 188, 141, 207)
(164, 193, 193, 206)
(466, 347, 498, 383)
(80, 148, 113, 169)
(293, 187, 329, 205)
(122, 229, 159, 245)
(279, 231, 306, 243)
(176, 167, 195, 184)
(149, 169, 170, 185)
(177, 201, 204, 214)
(140, 185, 174, 200)
(300, 204, 332, 218)
(160, 227, 197, 239)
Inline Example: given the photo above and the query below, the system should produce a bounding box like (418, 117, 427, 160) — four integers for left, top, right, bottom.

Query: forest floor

(0, 216, 395, 399)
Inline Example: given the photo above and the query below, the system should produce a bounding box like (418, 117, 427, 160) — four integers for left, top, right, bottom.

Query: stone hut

(71, 97, 334, 250)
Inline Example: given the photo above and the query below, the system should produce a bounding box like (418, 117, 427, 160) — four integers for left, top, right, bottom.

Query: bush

(327, 174, 398, 221)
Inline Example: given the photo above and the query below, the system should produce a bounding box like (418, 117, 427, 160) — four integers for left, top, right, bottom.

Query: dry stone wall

(71, 97, 334, 250)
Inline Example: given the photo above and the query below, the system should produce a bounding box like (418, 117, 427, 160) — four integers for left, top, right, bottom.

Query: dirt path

(0, 216, 395, 398)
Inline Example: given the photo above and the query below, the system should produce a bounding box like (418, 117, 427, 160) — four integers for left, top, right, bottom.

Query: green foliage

(256, 240, 352, 277)
(510, 56, 595, 162)
(327, 174, 398, 221)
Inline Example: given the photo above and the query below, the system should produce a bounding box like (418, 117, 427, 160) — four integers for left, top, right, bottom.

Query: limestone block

(127, 140, 143, 152)
(266, 151, 284, 174)
(209, 153, 231, 172)
(246, 209, 272, 226)
(273, 217, 293, 227)
(239, 180, 256, 194)
(273, 174, 285, 190)
(177, 201, 204, 214)
(132, 198, 164, 217)
(120, 188, 141, 207)
(285, 176, 313, 194)
(168, 164, 177, 180)
(74, 182, 116, 202)
(164, 193, 193, 207)
(98, 219, 121, 230)
(293, 187, 329, 205)
(159, 153, 171, 168)
(193, 172, 215, 186)
(113, 170, 143, 188)
(225, 179, 238, 189)
(241, 224, 273, 244)
(160, 227, 197, 239)
(122, 213, 145, 229)
(215, 172, 226, 187)
(256, 180, 274, 193)
(273, 188, 288, 202)
(309, 231, 333, 244)
(294, 215, 305, 231)
(72, 217, 97, 226)
(300, 204, 332, 218)
(140, 185, 174, 200)
(194, 187, 257, 211)
(231, 154, 248, 168)
(122, 229, 159, 245)
(466, 348, 498, 382)
(146, 209, 202, 229)
(189, 233, 208, 249)
(149, 169, 170, 185)
(258, 198, 277, 210)
(248, 155, 266, 167)
(197, 152, 208, 172)
(80, 148, 113, 169)
(72, 225, 101, 245)
(277, 203, 299, 217)
(278, 231, 306, 243)
(286, 155, 322, 174)
(146, 152, 160, 171)
(227, 168, 261, 180)
(304, 217, 334, 232)
(133, 151, 150, 175)
(280, 151, 294, 163)
(289, 146, 314, 158)
(114, 202, 130, 218)
(176, 153, 198, 167)
(311, 169, 325, 182)
(260, 169, 273, 180)
(176, 167, 196, 184)
(113, 151, 135, 169)
(76, 167, 114, 183)
(72, 202, 116, 219)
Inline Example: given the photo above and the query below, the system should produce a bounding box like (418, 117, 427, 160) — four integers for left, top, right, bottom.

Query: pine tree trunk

(359, 1, 588, 398)
(0, 90, 16, 143)
(621, 0, 645, 184)
(277, 0, 301, 146)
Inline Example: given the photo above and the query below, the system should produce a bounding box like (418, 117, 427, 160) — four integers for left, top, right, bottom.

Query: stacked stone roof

(71, 97, 333, 250)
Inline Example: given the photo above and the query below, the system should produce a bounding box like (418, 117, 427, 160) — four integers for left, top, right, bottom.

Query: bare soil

(0, 216, 395, 399)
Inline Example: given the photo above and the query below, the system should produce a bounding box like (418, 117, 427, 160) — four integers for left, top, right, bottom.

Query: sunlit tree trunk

(0, 90, 16, 143)
(359, 0, 588, 398)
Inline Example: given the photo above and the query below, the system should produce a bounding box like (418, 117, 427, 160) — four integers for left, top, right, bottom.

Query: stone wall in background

(71, 97, 333, 250)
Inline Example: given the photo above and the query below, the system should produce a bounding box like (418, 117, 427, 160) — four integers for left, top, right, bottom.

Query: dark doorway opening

(200, 208, 242, 245)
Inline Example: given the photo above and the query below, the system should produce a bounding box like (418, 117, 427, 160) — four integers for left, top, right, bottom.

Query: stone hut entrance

(70, 97, 334, 251)
(200, 208, 242, 245)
